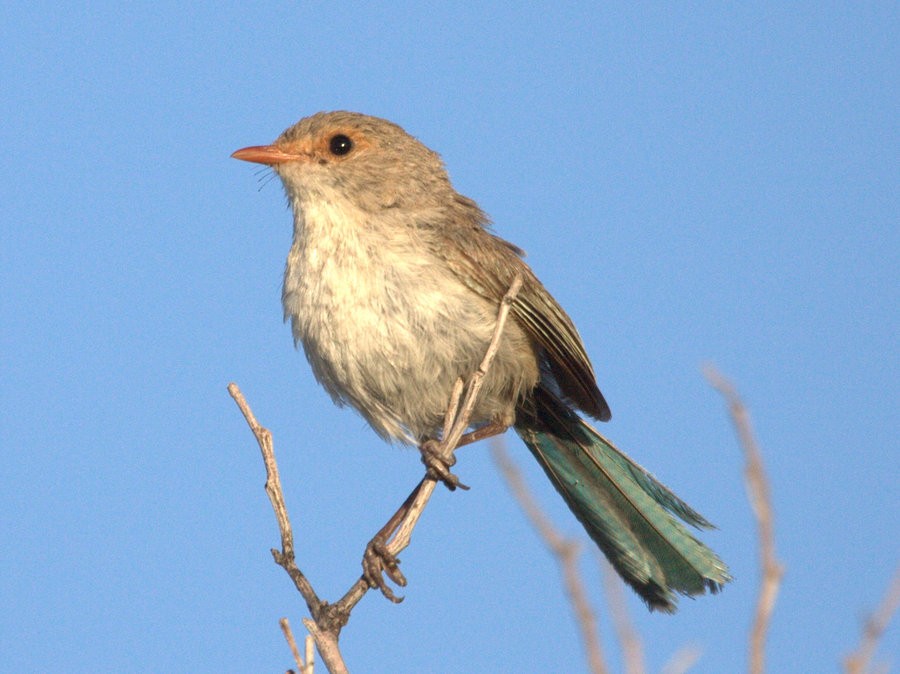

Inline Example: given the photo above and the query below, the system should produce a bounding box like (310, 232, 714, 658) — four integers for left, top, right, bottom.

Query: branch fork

(228, 275, 523, 673)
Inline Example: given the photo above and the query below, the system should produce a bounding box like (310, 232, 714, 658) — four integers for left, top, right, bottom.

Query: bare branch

(227, 383, 347, 674)
(305, 634, 315, 674)
(704, 365, 784, 674)
(302, 618, 345, 674)
(280, 617, 314, 674)
(599, 558, 646, 674)
(844, 566, 900, 674)
(382, 478, 438, 562)
(228, 277, 526, 671)
(492, 441, 609, 674)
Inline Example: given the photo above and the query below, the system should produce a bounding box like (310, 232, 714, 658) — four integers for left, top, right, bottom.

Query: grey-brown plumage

(233, 111, 730, 611)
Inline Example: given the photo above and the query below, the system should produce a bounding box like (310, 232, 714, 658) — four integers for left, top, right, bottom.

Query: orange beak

(231, 144, 303, 165)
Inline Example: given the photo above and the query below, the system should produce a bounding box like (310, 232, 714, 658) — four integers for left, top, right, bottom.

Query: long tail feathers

(515, 388, 731, 612)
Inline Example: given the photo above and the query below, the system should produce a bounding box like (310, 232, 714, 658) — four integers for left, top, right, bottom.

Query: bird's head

(232, 111, 453, 213)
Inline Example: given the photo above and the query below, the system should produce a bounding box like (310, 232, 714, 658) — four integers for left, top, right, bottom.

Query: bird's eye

(329, 134, 353, 156)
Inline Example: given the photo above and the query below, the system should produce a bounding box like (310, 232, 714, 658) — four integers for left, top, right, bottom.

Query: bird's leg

(362, 479, 427, 602)
(455, 420, 510, 449)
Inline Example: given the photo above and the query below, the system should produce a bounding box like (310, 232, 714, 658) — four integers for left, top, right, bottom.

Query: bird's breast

(281, 195, 538, 443)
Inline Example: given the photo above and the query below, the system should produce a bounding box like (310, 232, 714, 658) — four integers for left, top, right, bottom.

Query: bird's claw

(363, 536, 407, 603)
(419, 439, 470, 491)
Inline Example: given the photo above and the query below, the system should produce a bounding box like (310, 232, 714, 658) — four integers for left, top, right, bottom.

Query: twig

(600, 558, 646, 674)
(491, 440, 608, 674)
(280, 617, 302, 671)
(380, 477, 437, 566)
(227, 383, 347, 674)
(227, 385, 320, 607)
(280, 617, 314, 674)
(704, 365, 784, 674)
(843, 566, 900, 674)
(228, 276, 524, 671)
(305, 634, 315, 674)
(304, 633, 315, 674)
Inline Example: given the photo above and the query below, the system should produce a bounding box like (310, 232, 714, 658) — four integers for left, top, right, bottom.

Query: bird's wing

(432, 213, 611, 421)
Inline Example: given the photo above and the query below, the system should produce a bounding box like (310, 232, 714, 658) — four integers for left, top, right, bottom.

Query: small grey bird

(232, 111, 730, 611)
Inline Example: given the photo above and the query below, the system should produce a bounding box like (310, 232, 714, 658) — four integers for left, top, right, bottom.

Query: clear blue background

(2, 3, 897, 673)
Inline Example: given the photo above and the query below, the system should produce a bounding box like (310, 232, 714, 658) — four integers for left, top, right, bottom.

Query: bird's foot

(363, 535, 407, 603)
(419, 439, 470, 491)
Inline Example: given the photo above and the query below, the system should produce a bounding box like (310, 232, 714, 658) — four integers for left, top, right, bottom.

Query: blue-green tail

(516, 388, 731, 612)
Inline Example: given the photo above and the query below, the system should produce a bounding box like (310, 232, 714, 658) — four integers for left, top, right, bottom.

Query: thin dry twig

(380, 477, 437, 565)
(491, 441, 609, 674)
(704, 365, 784, 674)
(280, 617, 314, 674)
(228, 385, 320, 606)
(304, 634, 315, 674)
(843, 566, 900, 674)
(599, 558, 646, 674)
(228, 383, 347, 674)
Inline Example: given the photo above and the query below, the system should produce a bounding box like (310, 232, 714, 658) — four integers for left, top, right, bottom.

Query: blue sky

(2, 3, 897, 672)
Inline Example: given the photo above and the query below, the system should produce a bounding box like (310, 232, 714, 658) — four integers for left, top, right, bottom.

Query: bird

(232, 111, 730, 612)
